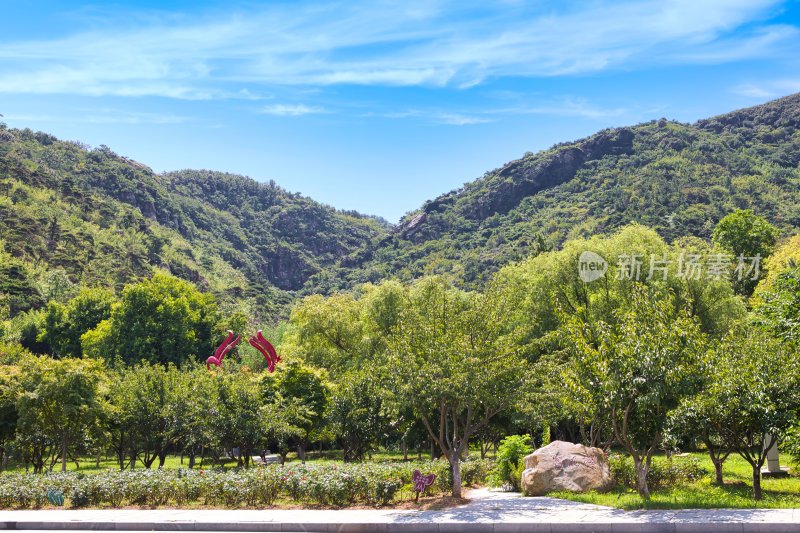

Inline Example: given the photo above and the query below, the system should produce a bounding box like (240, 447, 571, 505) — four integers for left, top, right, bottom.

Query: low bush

(487, 435, 532, 491)
(610, 454, 706, 490)
(460, 456, 494, 486)
(0, 458, 487, 509)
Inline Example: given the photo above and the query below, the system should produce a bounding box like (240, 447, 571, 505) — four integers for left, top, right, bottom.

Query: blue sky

(1, 1, 799, 222)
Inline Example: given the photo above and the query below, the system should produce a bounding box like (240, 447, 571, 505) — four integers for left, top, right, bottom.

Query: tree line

(2, 210, 800, 501)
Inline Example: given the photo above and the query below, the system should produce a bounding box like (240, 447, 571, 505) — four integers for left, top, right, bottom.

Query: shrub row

(609, 454, 706, 490)
(0, 458, 493, 509)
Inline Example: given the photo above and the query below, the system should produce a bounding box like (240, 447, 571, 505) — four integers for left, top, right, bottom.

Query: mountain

(0, 128, 388, 318)
(331, 93, 800, 288)
(2, 93, 800, 317)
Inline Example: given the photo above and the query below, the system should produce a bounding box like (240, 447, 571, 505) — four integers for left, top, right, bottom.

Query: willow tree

(385, 277, 526, 497)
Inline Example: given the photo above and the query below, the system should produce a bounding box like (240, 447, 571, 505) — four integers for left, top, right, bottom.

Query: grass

(1, 449, 470, 474)
(551, 452, 800, 509)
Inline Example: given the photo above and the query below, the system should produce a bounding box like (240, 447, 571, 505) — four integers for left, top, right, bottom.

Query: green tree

(385, 277, 526, 497)
(693, 327, 800, 500)
(13, 355, 105, 473)
(669, 348, 735, 486)
(754, 267, 800, 343)
(327, 369, 392, 462)
(82, 272, 219, 365)
(0, 364, 20, 471)
(111, 363, 176, 469)
(487, 435, 533, 491)
(562, 286, 704, 500)
(263, 362, 329, 463)
(282, 293, 370, 373)
(213, 371, 266, 467)
(712, 210, 779, 296)
(41, 287, 114, 358)
(167, 365, 220, 469)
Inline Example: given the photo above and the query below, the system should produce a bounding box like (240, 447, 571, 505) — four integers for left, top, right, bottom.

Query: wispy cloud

(259, 104, 327, 116)
(0, 0, 793, 98)
(733, 78, 800, 99)
(2, 109, 189, 125)
(372, 96, 624, 125)
(434, 113, 491, 126)
(372, 109, 490, 125)
(489, 98, 628, 119)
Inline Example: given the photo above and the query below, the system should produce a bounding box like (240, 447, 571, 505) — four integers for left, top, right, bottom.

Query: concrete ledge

(3, 521, 800, 533)
(3, 490, 800, 533)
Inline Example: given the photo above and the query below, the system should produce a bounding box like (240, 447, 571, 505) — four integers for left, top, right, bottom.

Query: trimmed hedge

(0, 458, 493, 509)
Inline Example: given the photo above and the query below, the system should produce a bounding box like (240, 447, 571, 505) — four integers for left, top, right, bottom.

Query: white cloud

(733, 78, 800, 99)
(0, 0, 793, 98)
(434, 113, 491, 126)
(259, 104, 327, 116)
(2, 109, 189, 125)
(489, 98, 628, 119)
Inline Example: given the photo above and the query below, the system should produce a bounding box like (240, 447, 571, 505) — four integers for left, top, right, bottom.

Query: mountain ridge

(2, 93, 800, 315)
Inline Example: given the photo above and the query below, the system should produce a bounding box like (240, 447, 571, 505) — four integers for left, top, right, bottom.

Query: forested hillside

(0, 127, 388, 319)
(334, 93, 800, 289)
(2, 94, 800, 316)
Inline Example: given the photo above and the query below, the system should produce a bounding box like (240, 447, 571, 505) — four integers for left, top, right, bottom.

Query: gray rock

(521, 440, 612, 496)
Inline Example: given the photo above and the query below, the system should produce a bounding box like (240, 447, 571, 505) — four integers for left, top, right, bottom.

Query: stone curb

(3, 521, 800, 532)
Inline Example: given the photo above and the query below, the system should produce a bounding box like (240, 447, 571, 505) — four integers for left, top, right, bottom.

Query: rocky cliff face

(4, 93, 800, 306)
(346, 93, 800, 288)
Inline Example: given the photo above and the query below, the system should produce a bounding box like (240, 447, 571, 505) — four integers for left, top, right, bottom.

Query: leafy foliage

(0, 126, 388, 321)
(0, 459, 468, 508)
(339, 95, 800, 288)
(81, 272, 219, 365)
(487, 435, 532, 491)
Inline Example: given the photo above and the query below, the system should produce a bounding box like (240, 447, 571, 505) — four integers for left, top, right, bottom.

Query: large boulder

(521, 440, 612, 496)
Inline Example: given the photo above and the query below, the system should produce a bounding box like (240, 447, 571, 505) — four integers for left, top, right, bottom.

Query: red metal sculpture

(206, 330, 240, 370)
(248, 329, 282, 373)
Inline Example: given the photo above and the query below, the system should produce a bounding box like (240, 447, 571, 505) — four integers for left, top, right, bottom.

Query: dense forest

(3, 94, 800, 504)
(2, 94, 800, 318)
(334, 93, 800, 289)
(0, 128, 388, 320)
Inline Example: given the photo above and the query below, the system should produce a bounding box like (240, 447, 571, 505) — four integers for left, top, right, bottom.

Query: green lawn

(1, 449, 461, 474)
(551, 452, 800, 509)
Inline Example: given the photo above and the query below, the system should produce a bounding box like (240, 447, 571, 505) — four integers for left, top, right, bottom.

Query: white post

(764, 434, 780, 472)
(762, 433, 788, 477)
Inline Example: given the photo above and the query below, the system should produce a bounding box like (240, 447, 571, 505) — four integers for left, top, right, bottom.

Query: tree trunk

(298, 444, 306, 464)
(712, 457, 724, 485)
(450, 456, 462, 498)
(188, 453, 196, 469)
(633, 457, 650, 500)
(61, 434, 68, 473)
(402, 438, 408, 461)
(752, 465, 763, 501)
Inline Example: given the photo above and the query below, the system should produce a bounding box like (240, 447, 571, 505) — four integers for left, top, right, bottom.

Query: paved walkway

(2, 488, 800, 532)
